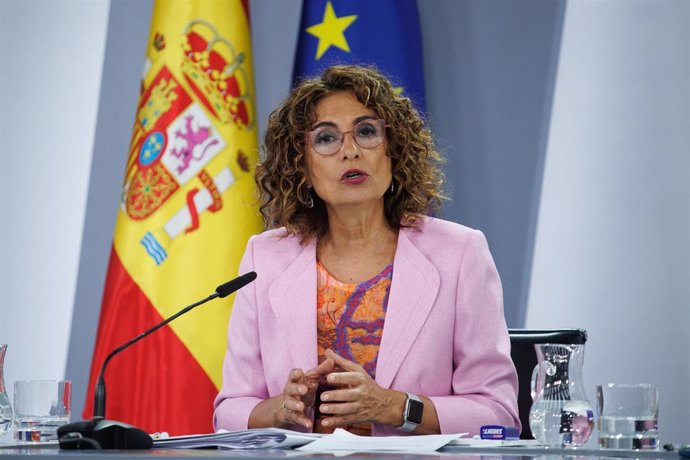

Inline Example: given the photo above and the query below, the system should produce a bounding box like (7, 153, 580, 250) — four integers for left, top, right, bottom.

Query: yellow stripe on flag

(113, 0, 263, 389)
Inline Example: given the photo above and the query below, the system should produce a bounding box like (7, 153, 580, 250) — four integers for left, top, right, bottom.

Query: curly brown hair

(256, 65, 446, 243)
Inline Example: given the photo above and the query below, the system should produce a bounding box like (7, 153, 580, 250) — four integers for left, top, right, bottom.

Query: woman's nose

(339, 131, 360, 159)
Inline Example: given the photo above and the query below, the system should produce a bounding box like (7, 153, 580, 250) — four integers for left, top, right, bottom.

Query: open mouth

(341, 170, 367, 181)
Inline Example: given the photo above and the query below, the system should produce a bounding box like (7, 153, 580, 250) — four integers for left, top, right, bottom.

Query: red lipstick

(340, 169, 368, 185)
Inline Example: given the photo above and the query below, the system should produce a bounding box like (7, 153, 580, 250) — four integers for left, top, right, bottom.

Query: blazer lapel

(376, 229, 440, 389)
(267, 238, 318, 371)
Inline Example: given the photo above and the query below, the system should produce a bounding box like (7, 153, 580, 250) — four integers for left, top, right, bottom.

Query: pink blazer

(213, 216, 520, 435)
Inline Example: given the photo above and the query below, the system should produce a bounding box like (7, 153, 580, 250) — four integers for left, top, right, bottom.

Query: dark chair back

(508, 328, 588, 439)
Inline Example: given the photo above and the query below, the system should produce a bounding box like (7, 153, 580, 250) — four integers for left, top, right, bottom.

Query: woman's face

(305, 91, 392, 212)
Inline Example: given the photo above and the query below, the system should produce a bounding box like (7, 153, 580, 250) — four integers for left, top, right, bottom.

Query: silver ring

(282, 399, 290, 412)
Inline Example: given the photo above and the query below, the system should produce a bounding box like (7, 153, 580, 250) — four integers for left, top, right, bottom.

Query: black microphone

(58, 272, 257, 450)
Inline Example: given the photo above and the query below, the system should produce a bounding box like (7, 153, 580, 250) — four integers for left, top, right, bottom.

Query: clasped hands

(278, 349, 399, 430)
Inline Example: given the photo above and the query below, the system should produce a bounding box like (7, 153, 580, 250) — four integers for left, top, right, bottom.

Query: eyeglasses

(307, 119, 388, 156)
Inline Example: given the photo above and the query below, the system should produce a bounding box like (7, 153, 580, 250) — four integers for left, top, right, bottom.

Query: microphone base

(57, 418, 153, 450)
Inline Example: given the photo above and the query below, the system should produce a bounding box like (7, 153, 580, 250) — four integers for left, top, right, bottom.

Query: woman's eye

(314, 130, 339, 145)
(356, 124, 377, 137)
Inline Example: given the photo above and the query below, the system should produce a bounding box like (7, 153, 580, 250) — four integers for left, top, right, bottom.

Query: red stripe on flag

(84, 247, 217, 435)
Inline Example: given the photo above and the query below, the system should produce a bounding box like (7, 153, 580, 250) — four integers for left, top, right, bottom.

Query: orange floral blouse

(314, 260, 393, 435)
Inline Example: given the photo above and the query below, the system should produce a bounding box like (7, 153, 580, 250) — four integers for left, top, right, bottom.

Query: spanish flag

(84, 0, 263, 435)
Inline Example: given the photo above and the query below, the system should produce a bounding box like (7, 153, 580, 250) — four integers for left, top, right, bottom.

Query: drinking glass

(596, 383, 659, 450)
(13, 380, 71, 442)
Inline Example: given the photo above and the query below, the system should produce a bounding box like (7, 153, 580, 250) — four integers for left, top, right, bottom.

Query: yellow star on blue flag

(293, 0, 426, 111)
(306, 1, 357, 60)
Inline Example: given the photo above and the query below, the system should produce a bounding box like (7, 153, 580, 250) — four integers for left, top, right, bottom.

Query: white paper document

(152, 428, 322, 449)
(297, 428, 466, 452)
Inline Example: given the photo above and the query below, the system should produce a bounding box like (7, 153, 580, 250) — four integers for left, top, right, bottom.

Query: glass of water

(13, 380, 71, 442)
(596, 383, 659, 450)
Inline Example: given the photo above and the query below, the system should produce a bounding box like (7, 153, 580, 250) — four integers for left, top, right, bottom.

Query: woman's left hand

(318, 349, 404, 428)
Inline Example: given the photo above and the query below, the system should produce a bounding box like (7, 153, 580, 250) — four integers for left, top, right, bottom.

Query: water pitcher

(0, 344, 12, 437)
(529, 343, 594, 447)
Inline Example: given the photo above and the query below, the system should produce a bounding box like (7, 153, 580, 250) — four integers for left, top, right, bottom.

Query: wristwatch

(398, 393, 423, 432)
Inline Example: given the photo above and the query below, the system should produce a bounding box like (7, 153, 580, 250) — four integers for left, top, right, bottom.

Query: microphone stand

(58, 272, 257, 450)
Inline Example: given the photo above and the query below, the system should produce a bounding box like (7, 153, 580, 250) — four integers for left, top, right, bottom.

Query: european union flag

(293, 0, 425, 110)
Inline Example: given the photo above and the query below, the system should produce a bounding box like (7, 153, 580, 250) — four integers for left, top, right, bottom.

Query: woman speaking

(214, 65, 520, 436)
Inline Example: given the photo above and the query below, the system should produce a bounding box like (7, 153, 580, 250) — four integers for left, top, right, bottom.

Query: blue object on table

(480, 425, 520, 440)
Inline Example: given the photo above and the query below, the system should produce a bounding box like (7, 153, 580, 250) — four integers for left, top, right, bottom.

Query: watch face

(408, 399, 424, 424)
